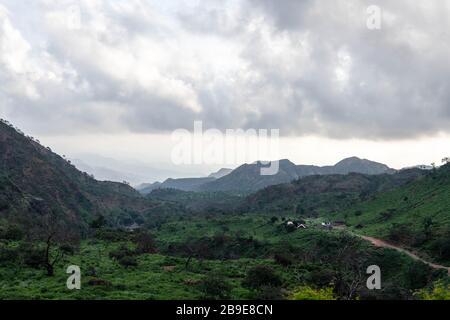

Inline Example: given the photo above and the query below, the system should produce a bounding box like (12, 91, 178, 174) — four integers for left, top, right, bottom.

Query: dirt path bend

(357, 234, 450, 275)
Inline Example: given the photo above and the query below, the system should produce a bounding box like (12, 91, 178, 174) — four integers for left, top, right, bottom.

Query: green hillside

(0, 120, 181, 232)
(240, 169, 426, 216)
(330, 164, 450, 264)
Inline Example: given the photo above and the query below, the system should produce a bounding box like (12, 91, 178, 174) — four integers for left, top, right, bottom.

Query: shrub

(117, 256, 138, 268)
(290, 286, 335, 300)
(274, 252, 294, 267)
(133, 231, 157, 254)
(198, 274, 232, 300)
(90, 215, 106, 229)
(270, 216, 278, 224)
(88, 278, 112, 286)
(0, 245, 19, 265)
(253, 285, 284, 300)
(0, 224, 24, 240)
(388, 223, 414, 244)
(429, 230, 450, 261)
(109, 245, 135, 261)
(96, 228, 131, 242)
(414, 280, 450, 300)
(20, 244, 46, 268)
(59, 244, 77, 255)
(242, 265, 282, 290)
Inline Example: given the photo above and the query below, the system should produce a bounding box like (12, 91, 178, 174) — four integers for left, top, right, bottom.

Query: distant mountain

(137, 177, 216, 194)
(330, 157, 396, 175)
(208, 168, 233, 179)
(135, 157, 396, 193)
(137, 168, 231, 194)
(199, 157, 395, 192)
(135, 181, 162, 194)
(199, 159, 301, 192)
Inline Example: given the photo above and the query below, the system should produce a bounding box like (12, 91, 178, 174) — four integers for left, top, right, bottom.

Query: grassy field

(1, 212, 447, 300)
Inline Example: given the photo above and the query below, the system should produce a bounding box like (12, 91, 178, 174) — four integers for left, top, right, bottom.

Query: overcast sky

(1, 0, 449, 177)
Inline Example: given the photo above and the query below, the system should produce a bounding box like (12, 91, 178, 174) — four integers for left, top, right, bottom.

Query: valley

(1, 120, 449, 300)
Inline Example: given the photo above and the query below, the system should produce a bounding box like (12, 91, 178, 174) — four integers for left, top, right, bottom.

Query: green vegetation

(330, 164, 450, 264)
(414, 280, 450, 300)
(1, 120, 449, 300)
(290, 286, 335, 300)
(1, 212, 447, 300)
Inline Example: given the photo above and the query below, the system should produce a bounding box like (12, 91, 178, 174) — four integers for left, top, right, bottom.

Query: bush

(0, 224, 24, 240)
(242, 265, 282, 290)
(109, 245, 135, 261)
(88, 278, 112, 286)
(59, 244, 77, 255)
(96, 228, 131, 242)
(253, 285, 284, 300)
(117, 256, 138, 268)
(0, 245, 19, 265)
(21, 245, 46, 268)
(414, 280, 450, 300)
(388, 223, 415, 244)
(198, 274, 232, 300)
(290, 286, 335, 300)
(133, 231, 157, 254)
(429, 230, 450, 261)
(90, 215, 106, 229)
(274, 252, 294, 267)
(309, 268, 335, 287)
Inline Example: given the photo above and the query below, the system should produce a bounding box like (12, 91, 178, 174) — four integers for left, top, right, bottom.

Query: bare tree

(29, 212, 80, 276)
(333, 236, 368, 300)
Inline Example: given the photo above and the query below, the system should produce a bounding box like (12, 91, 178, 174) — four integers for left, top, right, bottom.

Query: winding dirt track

(356, 234, 450, 274)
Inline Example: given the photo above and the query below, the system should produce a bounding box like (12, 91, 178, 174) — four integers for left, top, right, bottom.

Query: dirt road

(357, 234, 450, 274)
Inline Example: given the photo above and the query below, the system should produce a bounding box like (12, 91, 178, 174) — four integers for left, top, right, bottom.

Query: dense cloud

(0, 0, 449, 139)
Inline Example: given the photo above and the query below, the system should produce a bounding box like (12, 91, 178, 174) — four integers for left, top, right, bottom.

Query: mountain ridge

(137, 157, 396, 193)
(0, 120, 174, 231)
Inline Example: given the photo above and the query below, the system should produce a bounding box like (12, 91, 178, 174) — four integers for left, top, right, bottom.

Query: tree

(242, 265, 282, 290)
(133, 231, 157, 254)
(29, 213, 80, 276)
(117, 255, 138, 268)
(332, 235, 369, 300)
(422, 217, 434, 241)
(90, 214, 106, 229)
(274, 251, 294, 267)
(182, 239, 212, 269)
(198, 274, 232, 300)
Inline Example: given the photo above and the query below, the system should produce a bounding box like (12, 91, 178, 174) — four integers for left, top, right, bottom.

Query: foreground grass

(1, 213, 449, 300)
(0, 240, 283, 300)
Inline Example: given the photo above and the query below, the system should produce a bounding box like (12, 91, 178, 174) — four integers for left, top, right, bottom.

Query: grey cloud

(0, 0, 449, 140)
